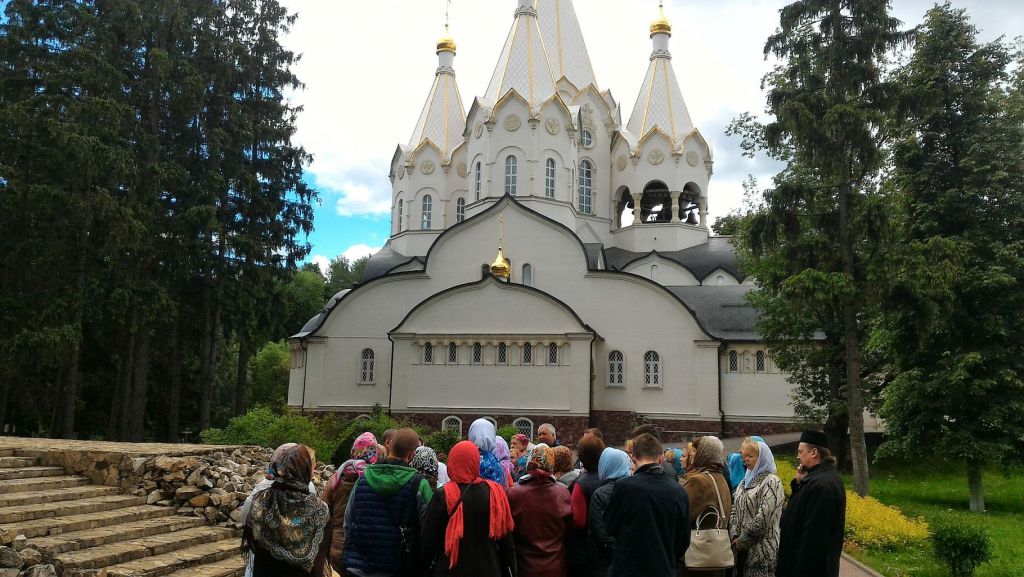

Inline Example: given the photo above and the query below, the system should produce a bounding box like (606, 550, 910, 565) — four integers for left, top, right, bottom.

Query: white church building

(288, 0, 800, 445)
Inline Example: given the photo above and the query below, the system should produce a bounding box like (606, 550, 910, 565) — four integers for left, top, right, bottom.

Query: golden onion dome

(650, 7, 672, 37)
(436, 34, 457, 54)
(489, 246, 511, 279)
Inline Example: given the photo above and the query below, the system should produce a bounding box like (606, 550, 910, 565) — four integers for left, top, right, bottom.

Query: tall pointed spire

(626, 1, 694, 145)
(408, 17, 466, 163)
(485, 0, 557, 106)
(534, 0, 597, 90)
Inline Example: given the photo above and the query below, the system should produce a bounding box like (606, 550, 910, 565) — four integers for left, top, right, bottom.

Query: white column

(670, 190, 681, 223)
(631, 192, 644, 225)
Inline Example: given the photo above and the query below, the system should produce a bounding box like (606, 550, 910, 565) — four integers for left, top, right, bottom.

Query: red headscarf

(443, 441, 514, 568)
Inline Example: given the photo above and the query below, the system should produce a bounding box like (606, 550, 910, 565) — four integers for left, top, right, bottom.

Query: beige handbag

(684, 472, 736, 570)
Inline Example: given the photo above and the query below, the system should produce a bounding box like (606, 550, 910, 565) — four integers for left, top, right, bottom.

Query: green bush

(330, 405, 428, 466)
(497, 425, 518, 445)
(201, 406, 332, 458)
(423, 429, 461, 459)
(930, 518, 992, 576)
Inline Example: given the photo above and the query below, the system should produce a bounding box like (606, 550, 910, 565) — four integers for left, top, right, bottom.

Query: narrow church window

(522, 263, 533, 286)
(448, 342, 457, 364)
(608, 350, 624, 386)
(548, 342, 558, 366)
(397, 199, 404, 232)
(756, 350, 766, 373)
(644, 350, 661, 387)
(359, 349, 374, 383)
(472, 342, 482, 365)
(650, 264, 659, 282)
(545, 158, 556, 198)
(497, 342, 507, 365)
(581, 129, 593, 148)
(505, 155, 517, 196)
(728, 350, 738, 372)
(523, 343, 533, 365)
(424, 342, 433, 364)
(578, 160, 592, 214)
(474, 162, 482, 200)
(442, 416, 462, 435)
(513, 417, 534, 438)
(421, 195, 432, 229)
(716, 275, 725, 286)
(456, 197, 466, 223)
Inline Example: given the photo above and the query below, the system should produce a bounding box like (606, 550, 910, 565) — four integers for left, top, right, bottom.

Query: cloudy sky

(277, 0, 1022, 271)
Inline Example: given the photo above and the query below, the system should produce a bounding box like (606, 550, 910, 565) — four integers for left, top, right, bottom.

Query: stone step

(160, 558, 244, 577)
(97, 533, 241, 577)
(1, 504, 175, 539)
(0, 466, 67, 481)
(0, 475, 91, 495)
(0, 450, 14, 458)
(0, 456, 40, 468)
(0, 485, 120, 508)
(0, 494, 147, 524)
(31, 516, 208, 555)
(58, 526, 237, 572)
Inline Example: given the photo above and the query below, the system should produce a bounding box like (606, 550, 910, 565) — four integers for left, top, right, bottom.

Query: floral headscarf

(336, 432, 379, 481)
(493, 437, 515, 481)
(411, 446, 439, 479)
(528, 443, 554, 473)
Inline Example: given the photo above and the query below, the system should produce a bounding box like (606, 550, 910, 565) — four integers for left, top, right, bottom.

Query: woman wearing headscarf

(663, 447, 686, 479)
(729, 439, 784, 577)
(507, 444, 572, 577)
(469, 418, 507, 487)
(510, 434, 531, 481)
(243, 444, 331, 577)
(587, 447, 631, 576)
(321, 433, 379, 571)
(551, 446, 580, 489)
(412, 445, 442, 492)
(680, 436, 733, 577)
(420, 441, 516, 577)
(493, 436, 516, 486)
(726, 435, 765, 492)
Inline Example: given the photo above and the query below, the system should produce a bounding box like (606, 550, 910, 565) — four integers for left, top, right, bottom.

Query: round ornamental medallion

(545, 118, 560, 135)
(474, 123, 484, 139)
(421, 160, 435, 175)
(647, 149, 665, 165)
(686, 150, 700, 167)
(504, 115, 522, 132)
(457, 162, 468, 177)
(616, 155, 627, 171)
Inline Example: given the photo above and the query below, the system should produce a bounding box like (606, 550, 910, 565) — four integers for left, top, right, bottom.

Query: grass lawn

(842, 458, 1023, 577)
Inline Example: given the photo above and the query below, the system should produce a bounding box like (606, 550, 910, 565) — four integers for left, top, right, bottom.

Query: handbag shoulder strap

(703, 472, 726, 529)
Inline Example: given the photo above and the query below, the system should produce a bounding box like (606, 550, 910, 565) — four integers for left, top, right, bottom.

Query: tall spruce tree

(752, 0, 911, 495)
(876, 4, 1024, 512)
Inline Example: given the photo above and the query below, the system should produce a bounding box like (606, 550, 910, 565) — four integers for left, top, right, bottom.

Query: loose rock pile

(0, 539, 56, 577)
(132, 447, 336, 528)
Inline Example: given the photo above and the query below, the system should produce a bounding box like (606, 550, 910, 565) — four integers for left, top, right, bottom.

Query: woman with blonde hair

(729, 438, 784, 577)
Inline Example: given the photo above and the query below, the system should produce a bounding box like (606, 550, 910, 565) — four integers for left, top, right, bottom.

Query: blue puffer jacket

(342, 461, 433, 576)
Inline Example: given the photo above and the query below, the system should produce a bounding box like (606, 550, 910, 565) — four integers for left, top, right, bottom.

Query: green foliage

(423, 429, 461, 459)
(496, 425, 518, 446)
(248, 341, 290, 410)
(284, 270, 329, 335)
(325, 255, 370, 300)
(931, 518, 992, 576)
(330, 405, 428, 467)
(200, 406, 347, 461)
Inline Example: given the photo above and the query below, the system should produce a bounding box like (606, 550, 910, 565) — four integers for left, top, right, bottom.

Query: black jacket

(586, 478, 619, 575)
(604, 464, 690, 577)
(776, 462, 846, 577)
(420, 483, 516, 577)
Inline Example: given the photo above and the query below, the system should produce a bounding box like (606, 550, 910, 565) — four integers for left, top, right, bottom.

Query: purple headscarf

(493, 437, 515, 481)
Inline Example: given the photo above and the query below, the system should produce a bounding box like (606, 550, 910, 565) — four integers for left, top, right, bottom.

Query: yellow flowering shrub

(775, 459, 797, 497)
(844, 491, 929, 551)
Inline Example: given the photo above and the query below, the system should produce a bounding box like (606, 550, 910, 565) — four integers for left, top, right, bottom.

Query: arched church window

(608, 350, 624, 386)
(513, 417, 534, 438)
(474, 161, 482, 200)
(545, 158, 556, 198)
(442, 416, 462, 435)
(397, 199, 403, 232)
(644, 351, 661, 388)
(581, 129, 593, 149)
(472, 342, 482, 365)
(448, 342, 458, 365)
(423, 342, 433, 364)
(716, 275, 725, 286)
(756, 350, 766, 373)
(578, 160, 592, 214)
(548, 342, 559, 366)
(523, 342, 533, 365)
(497, 342, 507, 366)
(421, 195, 432, 229)
(522, 263, 533, 286)
(650, 264, 659, 282)
(359, 348, 374, 384)
(456, 197, 466, 223)
(728, 350, 738, 373)
(505, 155, 517, 196)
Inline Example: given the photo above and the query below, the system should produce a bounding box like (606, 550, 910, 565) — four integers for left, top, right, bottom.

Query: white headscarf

(741, 441, 777, 490)
(468, 418, 497, 453)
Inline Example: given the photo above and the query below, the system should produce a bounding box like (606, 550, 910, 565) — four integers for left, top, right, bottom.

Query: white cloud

(342, 244, 381, 262)
(332, 177, 392, 217)
(310, 254, 330, 276)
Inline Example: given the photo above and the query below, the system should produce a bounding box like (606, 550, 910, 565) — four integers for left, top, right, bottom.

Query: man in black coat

(605, 433, 690, 577)
(776, 430, 846, 577)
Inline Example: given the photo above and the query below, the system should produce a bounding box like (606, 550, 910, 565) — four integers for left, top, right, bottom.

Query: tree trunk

(967, 461, 985, 513)
(838, 181, 870, 496)
(0, 380, 9, 435)
(198, 282, 214, 431)
(167, 323, 182, 442)
(235, 337, 250, 416)
(128, 325, 151, 442)
(108, 328, 136, 440)
(825, 352, 850, 470)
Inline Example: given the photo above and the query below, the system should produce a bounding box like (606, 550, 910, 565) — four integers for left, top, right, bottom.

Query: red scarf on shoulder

(443, 441, 514, 568)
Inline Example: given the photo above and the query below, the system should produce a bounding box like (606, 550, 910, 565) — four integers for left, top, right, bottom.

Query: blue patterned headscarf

(469, 418, 506, 486)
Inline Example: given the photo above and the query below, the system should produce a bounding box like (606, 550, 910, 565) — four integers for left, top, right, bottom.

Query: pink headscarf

(332, 432, 379, 488)
(493, 436, 515, 481)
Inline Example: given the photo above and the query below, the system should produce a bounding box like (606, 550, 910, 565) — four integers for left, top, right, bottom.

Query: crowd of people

(239, 421, 846, 577)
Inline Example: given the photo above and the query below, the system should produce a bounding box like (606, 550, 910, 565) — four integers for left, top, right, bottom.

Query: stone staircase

(0, 449, 243, 577)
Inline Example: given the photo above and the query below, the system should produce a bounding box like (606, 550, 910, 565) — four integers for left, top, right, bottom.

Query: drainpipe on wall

(717, 342, 726, 437)
(387, 333, 396, 415)
(299, 338, 309, 415)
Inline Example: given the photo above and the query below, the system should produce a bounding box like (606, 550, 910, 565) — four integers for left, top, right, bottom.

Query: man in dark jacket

(628, 424, 678, 481)
(605, 433, 690, 577)
(776, 430, 846, 577)
(344, 428, 434, 577)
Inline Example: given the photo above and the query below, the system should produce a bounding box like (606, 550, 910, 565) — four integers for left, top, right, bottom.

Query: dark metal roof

(603, 236, 745, 282)
(361, 244, 420, 283)
(665, 285, 760, 341)
(583, 243, 603, 270)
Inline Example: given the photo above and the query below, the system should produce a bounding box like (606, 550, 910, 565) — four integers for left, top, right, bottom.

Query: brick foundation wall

(396, 412, 591, 447)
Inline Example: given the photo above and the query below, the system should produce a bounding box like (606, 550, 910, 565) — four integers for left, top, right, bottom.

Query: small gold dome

(489, 246, 511, 279)
(650, 6, 672, 37)
(436, 35, 457, 54)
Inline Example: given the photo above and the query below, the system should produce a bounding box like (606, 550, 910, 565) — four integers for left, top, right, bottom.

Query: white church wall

(611, 222, 709, 252)
(720, 347, 795, 419)
(702, 268, 739, 286)
(622, 255, 700, 286)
